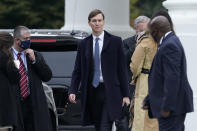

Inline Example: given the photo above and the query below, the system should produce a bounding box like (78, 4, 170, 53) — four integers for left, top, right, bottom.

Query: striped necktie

(17, 53, 29, 98)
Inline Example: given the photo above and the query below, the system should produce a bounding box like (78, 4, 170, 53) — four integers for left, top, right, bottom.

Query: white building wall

(61, 0, 135, 39)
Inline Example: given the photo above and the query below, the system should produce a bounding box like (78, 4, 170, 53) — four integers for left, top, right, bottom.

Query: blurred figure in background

(0, 32, 20, 131)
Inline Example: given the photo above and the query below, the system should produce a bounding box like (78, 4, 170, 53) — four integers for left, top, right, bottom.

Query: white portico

(163, 0, 197, 130)
(61, 0, 134, 39)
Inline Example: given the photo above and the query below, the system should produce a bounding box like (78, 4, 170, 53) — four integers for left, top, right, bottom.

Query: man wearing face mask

(12, 26, 53, 131)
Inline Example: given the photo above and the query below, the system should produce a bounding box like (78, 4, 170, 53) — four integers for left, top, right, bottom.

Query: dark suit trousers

(20, 96, 35, 131)
(158, 114, 186, 131)
(88, 83, 113, 131)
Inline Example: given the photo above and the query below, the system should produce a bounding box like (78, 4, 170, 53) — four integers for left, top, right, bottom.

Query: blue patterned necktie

(92, 37, 100, 88)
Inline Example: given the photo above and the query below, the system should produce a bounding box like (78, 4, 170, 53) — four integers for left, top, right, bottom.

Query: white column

(163, 0, 197, 130)
(61, 0, 135, 39)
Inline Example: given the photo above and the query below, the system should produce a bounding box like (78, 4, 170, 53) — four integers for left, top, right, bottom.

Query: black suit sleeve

(123, 36, 136, 66)
(31, 51, 52, 82)
(6, 62, 20, 84)
(118, 38, 129, 97)
(144, 94, 150, 104)
(161, 43, 182, 111)
(69, 41, 82, 95)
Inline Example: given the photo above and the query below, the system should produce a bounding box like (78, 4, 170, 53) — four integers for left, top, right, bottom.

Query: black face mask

(19, 40, 31, 49)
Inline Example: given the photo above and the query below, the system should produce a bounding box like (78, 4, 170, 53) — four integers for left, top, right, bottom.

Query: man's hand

(69, 94, 77, 104)
(24, 49, 35, 62)
(161, 110, 170, 118)
(142, 101, 149, 110)
(122, 97, 130, 107)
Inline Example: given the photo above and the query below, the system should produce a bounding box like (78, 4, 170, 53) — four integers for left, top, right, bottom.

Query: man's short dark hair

(152, 10, 175, 34)
(88, 9, 105, 21)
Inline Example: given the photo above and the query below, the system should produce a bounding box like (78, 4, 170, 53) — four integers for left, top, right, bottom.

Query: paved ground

(58, 122, 116, 131)
(58, 125, 95, 131)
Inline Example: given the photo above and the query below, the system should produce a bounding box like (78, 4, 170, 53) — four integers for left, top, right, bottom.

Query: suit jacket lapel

(160, 32, 174, 47)
(26, 55, 31, 76)
(85, 35, 93, 61)
(85, 36, 94, 82)
(25, 55, 33, 90)
(85, 35, 93, 79)
(102, 31, 110, 53)
(86, 31, 111, 63)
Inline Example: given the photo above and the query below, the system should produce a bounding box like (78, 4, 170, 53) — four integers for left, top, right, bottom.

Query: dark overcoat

(15, 51, 53, 131)
(123, 35, 136, 82)
(0, 51, 20, 128)
(147, 32, 193, 118)
(69, 31, 129, 125)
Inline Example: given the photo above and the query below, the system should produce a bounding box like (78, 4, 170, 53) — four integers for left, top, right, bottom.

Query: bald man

(143, 16, 193, 131)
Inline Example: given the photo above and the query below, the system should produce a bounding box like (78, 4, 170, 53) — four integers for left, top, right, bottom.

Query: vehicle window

(30, 38, 79, 88)
(40, 51, 77, 86)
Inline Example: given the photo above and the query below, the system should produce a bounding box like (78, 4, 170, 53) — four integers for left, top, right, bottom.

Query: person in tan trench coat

(130, 32, 158, 131)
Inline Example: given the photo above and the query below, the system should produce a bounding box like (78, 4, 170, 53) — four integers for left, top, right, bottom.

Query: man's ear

(88, 21, 91, 26)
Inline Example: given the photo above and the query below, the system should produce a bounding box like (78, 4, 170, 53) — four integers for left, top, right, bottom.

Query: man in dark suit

(12, 26, 53, 131)
(143, 16, 194, 131)
(68, 9, 130, 131)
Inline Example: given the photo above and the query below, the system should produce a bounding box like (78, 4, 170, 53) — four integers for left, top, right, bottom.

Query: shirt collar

(159, 31, 172, 45)
(93, 31, 104, 41)
(12, 47, 25, 57)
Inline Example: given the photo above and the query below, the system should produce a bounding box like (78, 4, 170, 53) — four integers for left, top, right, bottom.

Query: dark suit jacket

(69, 31, 129, 125)
(15, 51, 53, 131)
(123, 35, 136, 82)
(147, 32, 193, 118)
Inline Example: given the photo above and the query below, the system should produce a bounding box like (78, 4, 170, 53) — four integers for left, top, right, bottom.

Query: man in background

(12, 26, 53, 131)
(115, 16, 150, 131)
(123, 16, 150, 89)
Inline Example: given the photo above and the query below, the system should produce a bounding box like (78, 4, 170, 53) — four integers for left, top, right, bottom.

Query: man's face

(136, 22, 148, 34)
(15, 30, 31, 50)
(88, 13, 105, 35)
